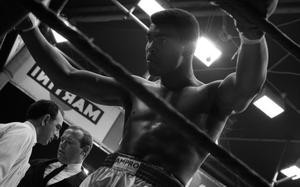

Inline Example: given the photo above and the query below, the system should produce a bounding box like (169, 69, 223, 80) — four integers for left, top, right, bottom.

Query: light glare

(281, 166, 300, 180)
(83, 167, 89, 175)
(52, 30, 67, 43)
(138, 0, 165, 16)
(185, 177, 193, 187)
(194, 37, 222, 67)
(253, 95, 284, 118)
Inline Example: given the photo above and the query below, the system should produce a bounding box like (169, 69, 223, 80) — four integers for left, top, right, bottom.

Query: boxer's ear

(182, 41, 197, 56)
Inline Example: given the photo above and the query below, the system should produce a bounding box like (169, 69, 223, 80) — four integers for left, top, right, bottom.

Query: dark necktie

(42, 164, 67, 186)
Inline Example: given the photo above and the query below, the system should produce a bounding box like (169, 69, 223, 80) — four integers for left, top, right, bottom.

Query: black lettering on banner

(27, 64, 104, 124)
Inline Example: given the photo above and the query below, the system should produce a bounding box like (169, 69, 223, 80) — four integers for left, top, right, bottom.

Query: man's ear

(41, 114, 51, 126)
(81, 145, 91, 157)
(182, 41, 196, 56)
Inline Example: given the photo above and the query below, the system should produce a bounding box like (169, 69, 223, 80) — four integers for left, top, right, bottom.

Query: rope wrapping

(11, 0, 297, 186)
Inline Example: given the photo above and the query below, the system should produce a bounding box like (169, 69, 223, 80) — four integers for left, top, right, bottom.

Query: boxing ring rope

(12, 1, 273, 186)
(109, 0, 149, 31)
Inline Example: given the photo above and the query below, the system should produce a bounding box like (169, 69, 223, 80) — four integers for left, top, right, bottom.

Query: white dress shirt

(44, 161, 82, 186)
(0, 121, 37, 187)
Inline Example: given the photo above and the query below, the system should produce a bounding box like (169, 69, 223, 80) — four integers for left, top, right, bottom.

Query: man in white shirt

(18, 125, 93, 187)
(0, 99, 63, 187)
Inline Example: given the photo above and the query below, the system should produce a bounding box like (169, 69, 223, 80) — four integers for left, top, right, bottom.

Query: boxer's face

(145, 23, 185, 76)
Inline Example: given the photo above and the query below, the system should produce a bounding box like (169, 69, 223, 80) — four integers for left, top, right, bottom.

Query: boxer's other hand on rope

(17, 2, 276, 186)
(15, 13, 39, 33)
(211, 0, 278, 39)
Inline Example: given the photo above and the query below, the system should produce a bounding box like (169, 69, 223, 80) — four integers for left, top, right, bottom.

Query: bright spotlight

(280, 165, 300, 180)
(194, 37, 222, 67)
(253, 95, 284, 118)
(137, 0, 165, 16)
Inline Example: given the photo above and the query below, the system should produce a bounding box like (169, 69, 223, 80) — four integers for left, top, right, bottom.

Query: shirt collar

(24, 121, 37, 144)
(65, 162, 82, 172)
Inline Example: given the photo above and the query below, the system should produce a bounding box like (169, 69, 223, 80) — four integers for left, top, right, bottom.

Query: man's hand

(14, 0, 51, 33)
(15, 13, 39, 33)
(212, 0, 278, 39)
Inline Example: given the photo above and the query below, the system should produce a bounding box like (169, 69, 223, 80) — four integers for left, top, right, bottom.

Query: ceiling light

(194, 37, 222, 67)
(280, 165, 300, 180)
(137, 0, 165, 16)
(253, 95, 284, 118)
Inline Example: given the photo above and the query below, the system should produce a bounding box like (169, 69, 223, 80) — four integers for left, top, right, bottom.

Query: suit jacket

(17, 158, 87, 187)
